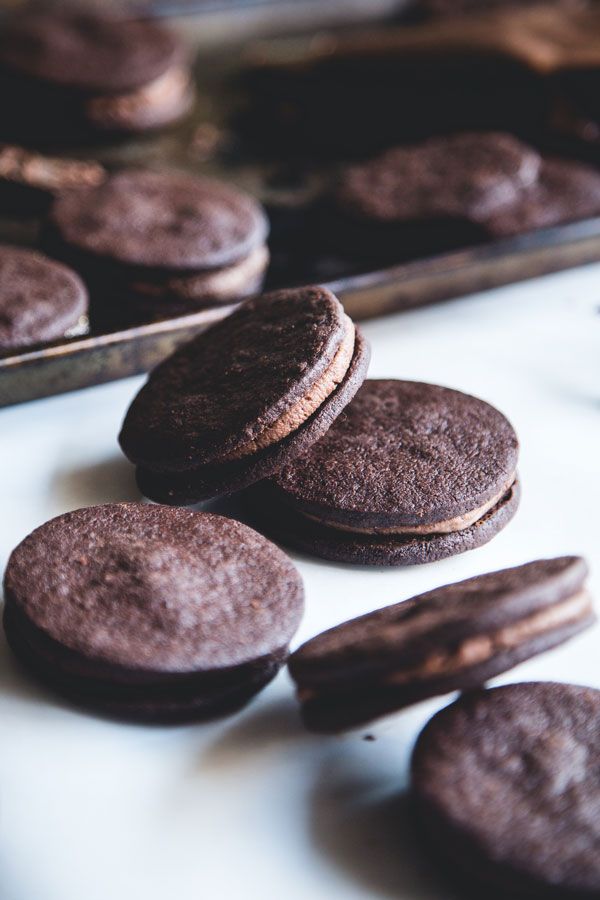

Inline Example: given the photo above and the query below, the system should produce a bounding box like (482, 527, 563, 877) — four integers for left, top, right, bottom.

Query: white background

(0, 265, 598, 900)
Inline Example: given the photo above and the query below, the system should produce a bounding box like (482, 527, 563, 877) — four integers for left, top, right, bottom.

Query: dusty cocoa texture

(412, 682, 600, 897)
(0, 245, 87, 351)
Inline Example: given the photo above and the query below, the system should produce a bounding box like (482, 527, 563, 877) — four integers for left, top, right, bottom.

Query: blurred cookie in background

(326, 133, 600, 262)
(0, 245, 88, 353)
(0, 144, 106, 215)
(326, 132, 541, 260)
(43, 168, 269, 329)
(0, 8, 194, 142)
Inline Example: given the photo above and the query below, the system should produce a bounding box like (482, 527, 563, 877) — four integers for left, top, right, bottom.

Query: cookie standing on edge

(250, 379, 519, 565)
(0, 9, 194, 140)
(45, 169, 270, 326)
(0, 245, 88, 352)
(288, 557, 593, 731)
(3, 504, 304, 723)
(120, 286, 370, 503)
(412, 682, 600, 897)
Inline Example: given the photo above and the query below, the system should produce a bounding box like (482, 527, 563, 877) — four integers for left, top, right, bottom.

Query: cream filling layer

(86, 66, 191, 126)
(130, 244, 269, 303)
(299, 590, 592, 702)
(301, 473, 517, 536)
(223, 315, 356, 462)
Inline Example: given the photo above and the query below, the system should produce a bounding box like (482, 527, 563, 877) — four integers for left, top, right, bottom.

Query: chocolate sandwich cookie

(0, 144, 106, 216)
(3, 503, 304, 722)
(0, 245, 88, 353)
(484, 157, 600, 237)
(0, 9, 193, 141)
(45, 168, 269, 326)
(329, 132, 541, 259)
(120, 286, 370, 503)
(250, 379, 519, 565)
(412, 681, 600, 897)
(289, 556, 593, 731)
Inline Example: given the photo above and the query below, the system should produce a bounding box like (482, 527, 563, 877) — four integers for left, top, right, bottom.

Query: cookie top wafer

(4, 503, 304, 676)
(120, 286, 368, 480)
(49, 169, 268, 272)
(0, 10, 182, 94)
(334, 132, 541, 224)
(412, 682, 600, 897)
(0, 244, 87, 350)
(267, 379, 518, 530)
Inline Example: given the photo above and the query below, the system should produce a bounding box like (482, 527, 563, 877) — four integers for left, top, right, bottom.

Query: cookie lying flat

(329, 132, 541, 258)
(250, 379, 519, 565)
(0, 245, 88, 352)
(412, 681, 600, 897)
(485, 157, 600, 237)
(288, 557, 593, 731)
(3, 503, 304, 722)
(45, 169, 269, 326)
(121, 286, 370, 503)
(0, 9, 193, 140)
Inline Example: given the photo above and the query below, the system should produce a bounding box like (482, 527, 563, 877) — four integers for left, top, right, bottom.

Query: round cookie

(0, 9, 193, 139)
(250, 379, 519, 565)
(412, 682, 600, 897)
(485, 157, 600, 238)
(329, 132, 541, 258)
(46, 169, 270, 324)
(120, 286, 370, 503)
(3, 503, 304, 722)
(0, 10, 181, 93)
(289, 556, 593, 731)
(49, 169, 267, 271)
(0, 245, 88, 352)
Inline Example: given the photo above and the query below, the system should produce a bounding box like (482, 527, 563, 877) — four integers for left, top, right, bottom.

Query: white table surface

(1, 265, 599, 900)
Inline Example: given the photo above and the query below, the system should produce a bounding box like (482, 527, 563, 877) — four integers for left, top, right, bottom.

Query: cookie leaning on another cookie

(250, 379, 519, 565)
(288, 556, 593, 731)
(3, 503, 304, 723)
(120, 285, 370, 503)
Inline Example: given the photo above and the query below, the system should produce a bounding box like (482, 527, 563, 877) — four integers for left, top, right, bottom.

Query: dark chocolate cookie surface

(265, 379, 518, 528)
(0, 244, 87, 351)
(289, 557, 593, 730)
(412, 682, 600, 897)
(334, 132, 541, 224)
(0, 10, 181, 93)
(49, 169, 268, 272)
(120, 287, 368, 492)
(3, 503, 304, 721)
(486, 157, 600, 237)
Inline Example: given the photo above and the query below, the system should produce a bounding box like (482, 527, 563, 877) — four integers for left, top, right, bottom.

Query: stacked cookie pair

(44, 168, 270, 329)
(119, 285, 519, 566)
(0, 159, 271, 346)
(327, 132, 600, 260)
(0, 9, 194, 141)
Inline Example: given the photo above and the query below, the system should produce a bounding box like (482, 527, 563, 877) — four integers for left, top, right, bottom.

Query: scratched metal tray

(2, 0, 600, 407)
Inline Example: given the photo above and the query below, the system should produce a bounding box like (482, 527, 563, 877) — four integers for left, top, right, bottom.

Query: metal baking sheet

(2, 3, 600, 407)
